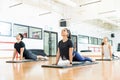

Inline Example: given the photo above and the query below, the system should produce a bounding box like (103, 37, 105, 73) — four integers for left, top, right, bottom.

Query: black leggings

(23, 51, 37, 60)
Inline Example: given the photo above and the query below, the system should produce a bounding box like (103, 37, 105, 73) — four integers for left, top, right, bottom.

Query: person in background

(101, 37, 112, 59)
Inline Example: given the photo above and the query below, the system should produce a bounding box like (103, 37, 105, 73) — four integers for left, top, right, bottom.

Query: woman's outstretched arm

(55, 48, 60, 65)
(69, 47, 73, 64)
(101, 46, 104, 59)
(109, 44, 112, 59)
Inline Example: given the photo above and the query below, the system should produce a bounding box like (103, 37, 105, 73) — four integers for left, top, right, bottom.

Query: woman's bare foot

(37, 56, 49, 60)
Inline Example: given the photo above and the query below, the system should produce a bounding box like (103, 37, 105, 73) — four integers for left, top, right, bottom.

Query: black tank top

(58, 39, 73, 60)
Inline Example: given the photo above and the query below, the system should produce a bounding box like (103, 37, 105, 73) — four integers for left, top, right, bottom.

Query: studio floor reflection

(0, 57, 120, 80)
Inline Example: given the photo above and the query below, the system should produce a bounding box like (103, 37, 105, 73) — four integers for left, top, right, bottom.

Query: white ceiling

(0, 0, 120, 30)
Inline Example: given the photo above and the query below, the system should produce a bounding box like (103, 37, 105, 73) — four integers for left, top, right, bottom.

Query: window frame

(89, 37, 98, 45)
(29, 26, 43, 40)
(13, 23, 29, 38)
(78, 35, 89, 44)
(98, 38, 103, 45)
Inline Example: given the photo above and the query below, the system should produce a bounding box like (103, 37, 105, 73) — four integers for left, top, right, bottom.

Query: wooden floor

(0, 57, 120, 80)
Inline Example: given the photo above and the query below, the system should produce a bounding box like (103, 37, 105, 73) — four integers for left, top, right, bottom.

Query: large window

(29, 27, 42, 39)
(89, 37, 98, 45)
(0, 21, 12, 36)
(13, 24, 28, 38)
(78, 35, 89, 44)
(98, 38, 103, 45)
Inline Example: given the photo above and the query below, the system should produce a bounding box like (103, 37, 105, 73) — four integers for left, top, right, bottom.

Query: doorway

(44, 31, 58, 56)
(71, 35, 78, 52)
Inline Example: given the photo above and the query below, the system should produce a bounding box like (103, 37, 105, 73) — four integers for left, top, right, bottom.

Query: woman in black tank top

(55, 28, 93, 65)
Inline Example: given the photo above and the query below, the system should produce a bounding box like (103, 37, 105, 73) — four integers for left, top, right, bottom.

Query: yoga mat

(41, 62, 98, 68)
(6, 59, 48, 63)
(6, 59, 35, 63)
(96, 58, 120, 61)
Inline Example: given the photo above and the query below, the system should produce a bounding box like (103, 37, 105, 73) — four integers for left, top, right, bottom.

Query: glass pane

(109, 40, 113, 46)
(0, 21, 11, 36)
(98, 38, 103, 45)
(51, 33, 57, 55)
(29, 27, 42, 39)
(89, 37, 92, 44)
(44, 32, 49, 55)
(78, 35, 88, 44)
(93, 38, 98, 45)
(89, 37, 98, 45)
(71, 35, 77, 51)
(13, 24, 28, 38)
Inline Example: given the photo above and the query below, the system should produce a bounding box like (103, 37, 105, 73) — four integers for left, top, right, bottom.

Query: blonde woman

(101, 37, 112, 59)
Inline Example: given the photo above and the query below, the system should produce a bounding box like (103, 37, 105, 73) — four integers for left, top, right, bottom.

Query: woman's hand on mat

(52, 63, 57, 65)
(67, 63, 72, 66)
(110, 58, 112, 60)
(52, 62, 58, 65)
(20, 58, 23, 60)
